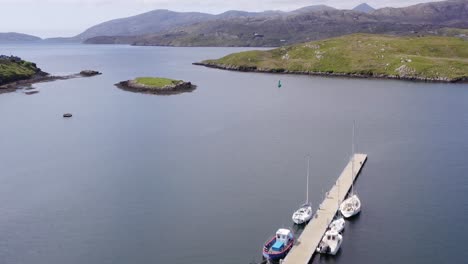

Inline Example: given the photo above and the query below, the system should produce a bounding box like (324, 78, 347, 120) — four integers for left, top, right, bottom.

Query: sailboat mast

(306, 156, 310, 204)
(351, 121, 355, 195)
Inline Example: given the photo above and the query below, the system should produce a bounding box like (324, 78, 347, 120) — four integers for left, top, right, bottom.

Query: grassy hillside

(199, 34, 468, 82)
(0, 56, 44, 85)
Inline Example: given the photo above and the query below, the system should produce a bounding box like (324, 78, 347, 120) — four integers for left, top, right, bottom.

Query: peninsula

(115, 77, 196, 95)
(0, 55, 102, 93)
(194, 34, 468, 83)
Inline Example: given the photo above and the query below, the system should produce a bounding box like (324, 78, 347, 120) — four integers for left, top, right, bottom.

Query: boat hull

(292, 214, 312, 225)
(329, 218, 345, 233)
(262, 249, 292, 261)
(292, 204, 313, 225)
(339, 195, 361, 219)
(340, 207, 361, 218)
(262, 237, 294, 261)
(316, 231, 342, 255)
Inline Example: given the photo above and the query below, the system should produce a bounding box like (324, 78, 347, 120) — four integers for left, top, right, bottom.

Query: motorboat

(316, 230, 342, 255)
(262, 228, 294, 261)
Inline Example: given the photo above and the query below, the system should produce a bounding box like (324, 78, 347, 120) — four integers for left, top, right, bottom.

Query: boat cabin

(272, 229, 292, 251)
(326, 230, 339, 241)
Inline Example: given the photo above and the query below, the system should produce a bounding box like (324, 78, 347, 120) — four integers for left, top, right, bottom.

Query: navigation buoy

(63, 113, 72, 118)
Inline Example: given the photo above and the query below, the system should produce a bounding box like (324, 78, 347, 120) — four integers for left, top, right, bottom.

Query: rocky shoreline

(115, 79, 196, 95)
(0, 70, 102, 94)
(193, 62, 468, 83)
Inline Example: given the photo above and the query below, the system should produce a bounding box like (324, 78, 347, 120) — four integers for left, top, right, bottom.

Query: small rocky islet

(115, 77, 196, 95)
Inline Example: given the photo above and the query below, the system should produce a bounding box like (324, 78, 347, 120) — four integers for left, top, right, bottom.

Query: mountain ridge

(0, 32, 41, 42)
(84, 1, 468, 47)
(73, 5, 337, 41)
(353, 3, 375, 13)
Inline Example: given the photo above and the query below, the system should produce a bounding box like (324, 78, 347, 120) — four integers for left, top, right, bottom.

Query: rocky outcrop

(0, 70, 103, 93)
(115, 80, 196, 95)
(79, 70, 102, 76)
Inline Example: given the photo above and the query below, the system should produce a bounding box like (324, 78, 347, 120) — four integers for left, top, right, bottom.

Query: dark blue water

(0, 43, 467, 264)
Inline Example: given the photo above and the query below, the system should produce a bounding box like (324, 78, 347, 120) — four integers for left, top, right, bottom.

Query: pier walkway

(282, 154, 368, 264)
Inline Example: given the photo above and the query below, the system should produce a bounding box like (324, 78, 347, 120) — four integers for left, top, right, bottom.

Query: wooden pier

(282, 154, 368, 264)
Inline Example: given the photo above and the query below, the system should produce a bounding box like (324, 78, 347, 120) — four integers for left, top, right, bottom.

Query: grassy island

(134, 77, 183, 88)
(0, 56, 46, 86)
(116, 77, 196, 95)
(196, 34, 468, 83)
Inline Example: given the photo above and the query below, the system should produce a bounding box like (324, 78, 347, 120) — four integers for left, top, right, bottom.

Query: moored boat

(316, 230, 342, 255)
(262, 228, 294, 261)
(339, 121, 362, 219)
(329, 217, 345, 233)
(292, 156, 313, 225)
(292, 203, 312, 225)
(340, 194, 361, 218)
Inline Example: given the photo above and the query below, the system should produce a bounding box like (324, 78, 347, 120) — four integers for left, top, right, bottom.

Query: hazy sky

(1, 0, 436, 38)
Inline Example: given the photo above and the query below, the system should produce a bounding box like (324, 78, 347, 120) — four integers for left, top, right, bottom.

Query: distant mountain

(216, 10, 282, 19)
(353, 3, 375, 13)
(74, 5, 335, 41)
(74, 10, 215, 41)
(373, 0, 468, 27)
(85, 11, 437, 47)
(42, 37, 81, 43)
(291, 5, 336, 14)
(77, 0, 468, 47)
(85, 0, 468, 47)
(0, 32, 41, 42)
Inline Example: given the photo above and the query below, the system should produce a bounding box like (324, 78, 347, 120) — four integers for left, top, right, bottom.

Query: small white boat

(292, 203, 312, 225)
(340, 194, 361, 218)
(316, 230, 342, 255)
(292, 156, 313, 225)
(329, 217, 345, 233)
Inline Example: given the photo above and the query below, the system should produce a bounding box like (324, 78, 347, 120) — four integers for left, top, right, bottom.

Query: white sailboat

(292, 156, 313, 225)
(316, 230, 343, 255)
(340, 121, 361, 219)
(329, 172, 345, 233)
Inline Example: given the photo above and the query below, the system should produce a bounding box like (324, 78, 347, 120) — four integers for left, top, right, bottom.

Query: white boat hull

(316, 230, 342, 255)
(292, 205, 312, 224)
(339, 195, 361, 219)
(329, 217, 345, 233)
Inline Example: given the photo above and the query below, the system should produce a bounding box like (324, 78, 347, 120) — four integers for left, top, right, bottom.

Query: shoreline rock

(79, 70, 102, 77)
(115, 79, 196, 95)
(0, 70, 102, 94)
(193, 62, 468, 84)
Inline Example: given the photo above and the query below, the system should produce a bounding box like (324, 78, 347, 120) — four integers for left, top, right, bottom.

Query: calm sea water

(0, 43, 468, 264)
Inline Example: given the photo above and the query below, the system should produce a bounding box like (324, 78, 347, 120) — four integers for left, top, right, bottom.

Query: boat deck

(282, 154, 368, 264)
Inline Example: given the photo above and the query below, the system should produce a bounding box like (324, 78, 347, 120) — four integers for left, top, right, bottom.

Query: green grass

(0, 59, 41, 85)
(134, 77, 182, 88)
(202, 34, 468, 81)
(438, 28, 468, 38)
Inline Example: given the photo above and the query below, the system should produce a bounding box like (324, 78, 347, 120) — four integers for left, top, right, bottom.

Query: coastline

(0, 70, 102, 93)
(193, 62, 468, 84)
